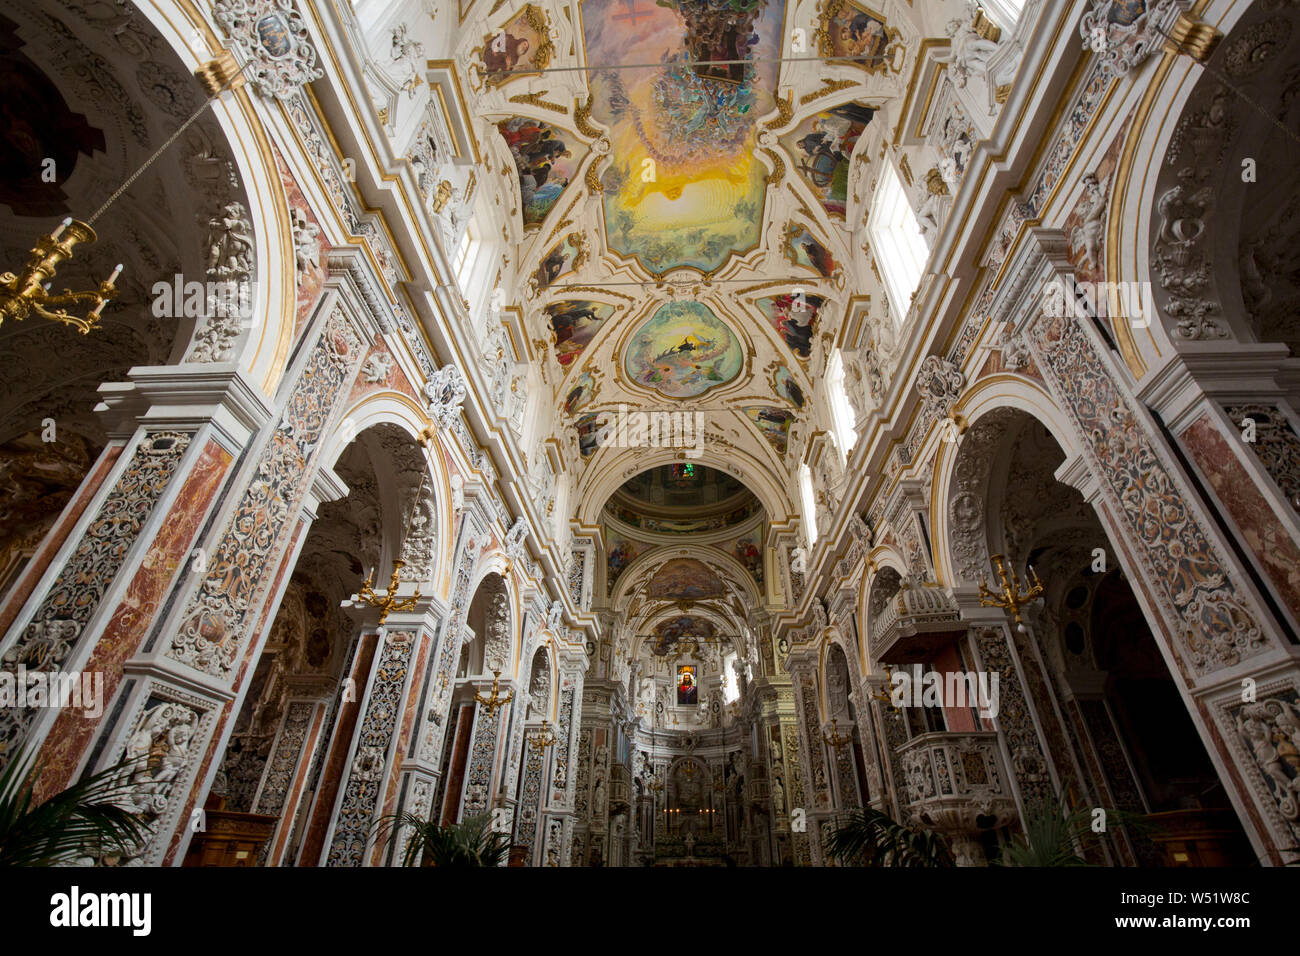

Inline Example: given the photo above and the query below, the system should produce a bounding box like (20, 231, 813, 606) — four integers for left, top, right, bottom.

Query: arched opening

(433, 570, 512, 827)
(942, 407, 1255, 865)
(193, 423, 433, 866)
(0, 0, 251, 596)
(824, 643, 867, 813)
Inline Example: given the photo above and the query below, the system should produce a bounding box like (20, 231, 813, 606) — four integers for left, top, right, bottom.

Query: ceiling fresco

(782, 221, 837, 278)
(499, 117, 589, 227)
(650, 615, 716, 656)
(647, 557, 727, 600)
(531, 232, 588, 294)
(580, 0, 788, 274)
(460, 0, 933, 628)
(755, 292, 824, 360)
(743, 406, 794, 455)
(779, 102, 875, 219)
(476, 4, 555, 89)
(547, 299, 615, 368)
(623, 301, 744, 398)
(772, 363, 806, 408)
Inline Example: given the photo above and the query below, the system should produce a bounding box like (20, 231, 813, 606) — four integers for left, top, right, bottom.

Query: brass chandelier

(0, 52, 248, 334)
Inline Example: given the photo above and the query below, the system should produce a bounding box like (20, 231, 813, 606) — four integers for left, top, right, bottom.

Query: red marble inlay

(299, 633, 379, 866)
(932, 643, 977, 732)
(975, 349, 1044, 385)
(0, 445, 122, 639)
(274, 147, 331, 341)
(1061, 118, 1130, 288)
(1182, 413, 1300, 624)
(440, 705, 475, 826)
(347, 338, 419, 405)
(32, 440, 231, 802)
(269, 703, 327, 866)
(1195, 696, 1280, 866)
(164, 697, 234, 866)
(1094, 497, 1192, 679)
(233, 518, 307, 693)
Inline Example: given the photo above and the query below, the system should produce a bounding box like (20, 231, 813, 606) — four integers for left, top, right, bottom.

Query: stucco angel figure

(206, 202, 254, 280)
(946, 7, 1001, 89)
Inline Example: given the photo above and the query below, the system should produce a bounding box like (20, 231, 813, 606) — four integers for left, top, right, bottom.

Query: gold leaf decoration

(799, 78, 857, 106)
(763, 91, 794, 131)
(575, 96, 602, 138)
(508, 92, 569, 114)
(762, 147, 785, 186)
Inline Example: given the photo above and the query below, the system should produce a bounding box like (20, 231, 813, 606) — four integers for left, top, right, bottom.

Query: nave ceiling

(435, 0, 999, 672)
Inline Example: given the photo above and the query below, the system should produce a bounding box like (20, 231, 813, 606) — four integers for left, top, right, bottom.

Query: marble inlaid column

(538, 651, 585, 865)
(0, 367, 264, 786)
(786, 649, 831, 865)
(322, 620, 423, 867)
(251, 676, 335, 866)
(1001, 228, 1300, 863)
(407, 517, 485, 813)
(362, 596, 445, 867)
(513, 722, 551, 865)
(459, 679, 515, 818)
(60, 285, 375, 866)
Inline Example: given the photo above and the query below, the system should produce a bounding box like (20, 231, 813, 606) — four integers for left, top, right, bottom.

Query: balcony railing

(871, 578, 964, 664)
(896, 731, 1016, 834)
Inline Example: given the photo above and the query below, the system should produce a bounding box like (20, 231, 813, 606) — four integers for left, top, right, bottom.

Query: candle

(107, 263, 124, 285)
(51, 217, 72, 240)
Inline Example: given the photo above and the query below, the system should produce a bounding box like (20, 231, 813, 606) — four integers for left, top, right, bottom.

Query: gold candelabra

(0, 219, 122, 333)
(474, 670, 514, 715)
(979, 554, 1043, 632)
(356, 472, 427, 625)
(357, 559, 421, 625)
(0, 54, 251, 337)
(681, 761, 698, 780)
(527, 721, 557, 750)
(866, 666, 900, 712)
(822, 719, 853, 752)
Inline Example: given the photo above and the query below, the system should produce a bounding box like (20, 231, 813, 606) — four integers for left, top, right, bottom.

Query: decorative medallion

(623, 302, 743, 399)
(213, 0, 323, 99)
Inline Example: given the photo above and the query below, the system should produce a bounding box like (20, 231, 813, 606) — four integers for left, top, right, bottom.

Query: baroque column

(538, 645, 586, 865)
(2, 263, 379, 865)
(996, 227, 1300, 864)
(786, 644, 832, 865)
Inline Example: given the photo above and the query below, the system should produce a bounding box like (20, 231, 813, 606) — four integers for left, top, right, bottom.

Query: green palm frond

(374, 811, 510, 867)
(824, 808, 955, 867)
(997, 796, 1153, 866)
(0, 748, 150, 867)
(998, 796, 1091, 867)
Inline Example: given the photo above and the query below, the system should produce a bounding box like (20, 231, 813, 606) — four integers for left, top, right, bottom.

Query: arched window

(826, 348, 857, 455)
(980, 0, 1026, 34)
(721, 651, 740, 704)
(454, 224, 479, 286)
(868, 157, 929, 326)
(799, 462, 818, 547)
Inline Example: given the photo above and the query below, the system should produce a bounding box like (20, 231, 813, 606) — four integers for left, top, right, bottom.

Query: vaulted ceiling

(457, 0, 961, 673)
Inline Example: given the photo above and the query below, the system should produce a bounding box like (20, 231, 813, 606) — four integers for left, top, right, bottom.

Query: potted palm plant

(374, 811, 510, 867)
(0, 747, 148, 866)
(996, 795, 1154, 866)
(823, 807, 955, 867)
